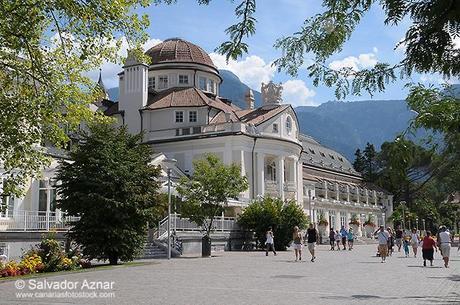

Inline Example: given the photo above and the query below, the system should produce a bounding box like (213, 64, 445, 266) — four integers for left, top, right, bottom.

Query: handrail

(0, 210, 79, 232)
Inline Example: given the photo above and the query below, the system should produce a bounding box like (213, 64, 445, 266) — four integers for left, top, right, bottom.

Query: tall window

(158, 75, 168, 89)
(286, 117, 292, 134)
(272, 123, 278, 133)
(266, 162, 276, 181)
(178, 75, 189, 85)
(199, 77, 207, 91)
(189, 111, 197, 122)
(38, 179, 57, 212)
(207, 79, 215, 93)
(148, 76, 155, 89)
(175, 111, 184, 123)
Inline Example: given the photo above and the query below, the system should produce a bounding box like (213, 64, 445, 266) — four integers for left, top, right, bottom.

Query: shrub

(238, 197, 309, 251)
(19, 254, 44, 273)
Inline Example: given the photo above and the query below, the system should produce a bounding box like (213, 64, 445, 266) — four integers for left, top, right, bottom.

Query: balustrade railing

(156, 214, 240, 240)
(0, 211, 79, 232)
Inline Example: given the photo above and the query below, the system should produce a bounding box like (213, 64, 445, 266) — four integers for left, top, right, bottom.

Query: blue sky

(97, 0, 456, 106)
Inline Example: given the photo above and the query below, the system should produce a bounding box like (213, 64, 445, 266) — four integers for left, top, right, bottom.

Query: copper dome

(145, 38, 216, 69)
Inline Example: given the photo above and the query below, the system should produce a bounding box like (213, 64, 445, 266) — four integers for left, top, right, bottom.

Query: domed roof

(145, 38, 216, 69)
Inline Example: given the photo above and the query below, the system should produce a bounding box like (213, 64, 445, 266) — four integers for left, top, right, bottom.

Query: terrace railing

(0, 210, 79, 232)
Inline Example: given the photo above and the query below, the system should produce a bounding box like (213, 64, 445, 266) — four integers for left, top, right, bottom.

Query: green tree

(353, 148, 365, 173)
(237, 197, 309, 251)
(0, 0, 150, 195)
(361, 143, 378, 182)
(57, 124, 161, 265)
(176, 154, 248, 257)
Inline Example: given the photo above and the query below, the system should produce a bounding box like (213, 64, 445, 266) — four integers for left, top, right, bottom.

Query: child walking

(403, 236, 410, 257)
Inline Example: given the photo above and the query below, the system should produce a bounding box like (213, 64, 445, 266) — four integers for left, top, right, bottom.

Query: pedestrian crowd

(264, 223, 457, 268)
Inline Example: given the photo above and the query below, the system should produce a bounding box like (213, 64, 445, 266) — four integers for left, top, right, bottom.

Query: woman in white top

(410, 228, 420, 258)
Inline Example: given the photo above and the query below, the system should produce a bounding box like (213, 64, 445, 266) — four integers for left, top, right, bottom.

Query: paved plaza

(0, 244, 459, 305)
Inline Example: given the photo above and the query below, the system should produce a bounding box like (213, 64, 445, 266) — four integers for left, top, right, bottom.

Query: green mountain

(295, 100, 430, 160)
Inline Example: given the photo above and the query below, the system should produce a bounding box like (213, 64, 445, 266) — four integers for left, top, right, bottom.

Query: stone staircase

(139, 241, 167, 259)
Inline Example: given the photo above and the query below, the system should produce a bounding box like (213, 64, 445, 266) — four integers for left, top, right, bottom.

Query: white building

(101, 38, 392, 228)
(1, 38, 392, 256)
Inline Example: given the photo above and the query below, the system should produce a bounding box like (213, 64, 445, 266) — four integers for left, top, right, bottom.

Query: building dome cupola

(145, 38, 217, 71)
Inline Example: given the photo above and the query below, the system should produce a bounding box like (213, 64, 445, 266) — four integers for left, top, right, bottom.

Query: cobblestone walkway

(0, 244, 459, 304)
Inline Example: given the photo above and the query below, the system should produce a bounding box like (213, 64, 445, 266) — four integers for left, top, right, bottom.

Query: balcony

(147, 122, 245, 142)
(0, 210, 79, 232)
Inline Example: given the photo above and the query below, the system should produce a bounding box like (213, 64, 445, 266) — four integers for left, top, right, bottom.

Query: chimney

(245, 89, 255, 110)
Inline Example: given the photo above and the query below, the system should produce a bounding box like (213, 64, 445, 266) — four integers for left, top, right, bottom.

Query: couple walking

(292, 224, 319, 262)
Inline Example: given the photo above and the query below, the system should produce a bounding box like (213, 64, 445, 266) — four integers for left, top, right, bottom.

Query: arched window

(266, 161, 276, 181)
(286, 116, 292, 134)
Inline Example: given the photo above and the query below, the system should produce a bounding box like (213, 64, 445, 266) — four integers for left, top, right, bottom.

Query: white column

(240, 150, 245, 177)
(365, 189, 369, 204)
(276, 157, 285, 201)
(335, 210, 341, 230)
(335, 183, 339, 200)
(257, 152, 265, 196)
(357, 187, 360, 203)
(295, 160, 302, 204)
(347, 212, 352, 228)
(323, 181, 328, 199)
(325, 210, 330, 231)
(373, 190, 377, 205)
(346, 185, 350, 202)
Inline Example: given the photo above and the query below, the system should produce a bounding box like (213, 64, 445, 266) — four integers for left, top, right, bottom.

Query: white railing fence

(0, 211, 79, 232)
(156, 214, 240, 240)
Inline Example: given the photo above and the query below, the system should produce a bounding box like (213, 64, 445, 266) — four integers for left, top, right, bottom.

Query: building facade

(1, 38, 392, 256)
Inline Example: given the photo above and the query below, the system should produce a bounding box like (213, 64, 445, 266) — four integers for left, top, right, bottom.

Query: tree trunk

(108, 254, 118, 265)
(202, 235, 211, 257)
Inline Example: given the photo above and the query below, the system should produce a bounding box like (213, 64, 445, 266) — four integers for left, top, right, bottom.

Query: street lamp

(163, 158, 177, 260)
(400, 201, 406, 231)
(308, 189, 312, 221)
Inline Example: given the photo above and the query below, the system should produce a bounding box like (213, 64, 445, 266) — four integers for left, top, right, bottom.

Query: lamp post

(400, 201, 406, 231)
(163, 158, 177, 260)
(422, 219, 426, 236)
(308, 189, 312, 222)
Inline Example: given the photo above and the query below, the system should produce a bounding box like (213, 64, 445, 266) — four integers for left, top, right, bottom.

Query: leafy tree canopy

(237, 197, 309, 251)
(176, 154, 248, 237)
(0, 0, 150, 195)
(57, 124, 161, 265)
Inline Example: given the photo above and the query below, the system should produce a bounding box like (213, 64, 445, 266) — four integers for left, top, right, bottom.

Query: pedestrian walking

(410, 228, 420, 258)
(375, 225, 390, 263)
(335, 230, 341, 250)
(387, 227, 394, 256)
(421, 231, 437, 267)
(292, 226, 302, 261)
(305, 223, 319, 262)
(265, 227, 277, 256)
(437, 226, 451, 268)
(329, 228, 335, 250)
(403, 236, 410, 257)
(340, 226, 348, 250)
(395, 225, 403, 252)
(347, 228, 354, 250)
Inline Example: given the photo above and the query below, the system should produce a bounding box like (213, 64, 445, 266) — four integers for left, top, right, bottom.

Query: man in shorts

(306, 223, 319, 262)
(376, 225, 390, 263)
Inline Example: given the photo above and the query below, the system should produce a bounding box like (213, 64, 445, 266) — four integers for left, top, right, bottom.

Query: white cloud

(87, 37, 162, 89)
(281, 80, 317, 107)
(329, 52, 378, 72)
(209, 53, 276, 90)
(419, 74, 454, 85)
(373, 46, 378, 53)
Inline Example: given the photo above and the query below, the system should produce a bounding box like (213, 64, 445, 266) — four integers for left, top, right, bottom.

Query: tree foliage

(0, 0, 150, 195)
(176, 154, 248, 237)
(237, 197, 309, 251)
(57, 124, 161, 265)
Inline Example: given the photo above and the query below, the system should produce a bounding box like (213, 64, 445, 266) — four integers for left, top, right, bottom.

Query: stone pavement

(0, 244, 459, 305)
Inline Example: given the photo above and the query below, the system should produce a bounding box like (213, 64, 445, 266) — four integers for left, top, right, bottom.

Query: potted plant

(363, 216, 376, 238)
(349, 214, 360, 233)
(317, 213, 329, 243)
